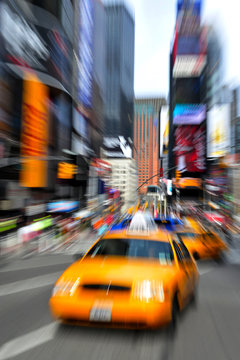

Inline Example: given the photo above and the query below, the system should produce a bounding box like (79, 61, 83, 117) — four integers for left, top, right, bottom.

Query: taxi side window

(178, 242, 191, 260)
(172, 241, 184, 263)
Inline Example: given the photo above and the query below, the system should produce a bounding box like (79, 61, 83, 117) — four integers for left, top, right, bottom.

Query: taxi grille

(81, 284, 131, 292)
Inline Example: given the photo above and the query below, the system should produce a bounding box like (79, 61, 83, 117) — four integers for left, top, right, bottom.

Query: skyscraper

(169, 0, 207, 191)
(104, 1, 135, 140)
(134, 98, 166, 193)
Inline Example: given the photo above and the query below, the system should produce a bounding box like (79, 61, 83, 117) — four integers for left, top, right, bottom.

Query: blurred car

(176, 217, 228, 261)
(154, 216, 184, 232)
(109, 217, 132, 231)
(49, 212, 198, 329)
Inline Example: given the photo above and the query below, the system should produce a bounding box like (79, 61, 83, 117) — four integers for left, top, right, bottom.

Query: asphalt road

(0, 243, 240, 360)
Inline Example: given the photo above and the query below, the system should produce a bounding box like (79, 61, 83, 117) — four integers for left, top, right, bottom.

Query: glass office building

(104, 2, 135, 140)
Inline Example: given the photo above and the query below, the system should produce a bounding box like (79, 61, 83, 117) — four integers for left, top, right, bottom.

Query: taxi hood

(58, 256, 176, 285)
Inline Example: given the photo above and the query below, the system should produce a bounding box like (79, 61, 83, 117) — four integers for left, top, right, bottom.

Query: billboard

(207, 104, 230, 158)
(173, 104, 206, 125)
(20, 73, 49, 187)
(78, 0, 94, 108)
(160, 106, 169, 157)
(173, 55, 206, 77)
(103, 137, 132, 158)
(174, 125, 205, 173)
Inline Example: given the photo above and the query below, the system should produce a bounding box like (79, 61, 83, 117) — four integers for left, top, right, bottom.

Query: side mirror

(73, 252, 85, 261)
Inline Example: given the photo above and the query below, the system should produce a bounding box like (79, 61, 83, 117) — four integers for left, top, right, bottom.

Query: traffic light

(160, 167, 163, 178)
(175, 170, 181, 181)
(57, 162, 77, 179)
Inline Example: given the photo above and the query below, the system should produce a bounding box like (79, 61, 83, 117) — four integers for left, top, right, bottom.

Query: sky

(126, 0, 240, 98)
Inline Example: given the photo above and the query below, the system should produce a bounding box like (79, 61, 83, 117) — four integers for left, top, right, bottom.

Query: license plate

(89, 301, 112, 322)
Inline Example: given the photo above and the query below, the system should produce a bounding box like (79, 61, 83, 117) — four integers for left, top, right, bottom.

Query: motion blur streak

(0, 0, 240, 359)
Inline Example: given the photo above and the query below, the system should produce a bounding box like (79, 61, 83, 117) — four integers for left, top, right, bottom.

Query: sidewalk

(0, 226, 99, 261)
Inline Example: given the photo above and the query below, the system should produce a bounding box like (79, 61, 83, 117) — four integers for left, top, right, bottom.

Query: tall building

(169, 0, 207, 197)
(134, 98, 166, 193)
(0, 0, 74, 211)
(104, 1, 134, 140)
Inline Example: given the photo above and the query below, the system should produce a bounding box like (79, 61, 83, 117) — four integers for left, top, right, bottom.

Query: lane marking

(0, 323, 57, 360)
(0, 272, 60, 297)
(199, 268, 212, 275)
(0, 258, 72, 273)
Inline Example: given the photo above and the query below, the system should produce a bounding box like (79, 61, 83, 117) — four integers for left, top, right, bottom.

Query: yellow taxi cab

(49, 212, 199, 329)
(175, 217, 228, 261)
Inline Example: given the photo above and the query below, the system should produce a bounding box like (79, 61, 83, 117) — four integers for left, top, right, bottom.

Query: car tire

(191, 286, 198, 308)
(215, 252, 224, 265)
(169, 294, 179, 334)
(193, 252, 199, 260)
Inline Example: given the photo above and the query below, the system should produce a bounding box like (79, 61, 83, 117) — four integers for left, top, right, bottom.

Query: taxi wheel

(215, 252, 224, 264)
(193, 252, 200, 261)
(191, 287, 198, 308)
(170, 295, 179, 331)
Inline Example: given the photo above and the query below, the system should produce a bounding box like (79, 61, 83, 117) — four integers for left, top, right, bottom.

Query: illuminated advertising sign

(57, 162, 77, 179)
(174, 125, 205, 173)
(78, 0, 94, 108)
(177, 178, 202, 189)
(160, 106, 169, 157)
(173, 55, 206, 77)
(207, 104, 230, 158)
(103, 137, 132, 158)
(20, 73, 49, 187)
(173, 104, 206, 125)
(173, 54, 206, 77)
(47, 201, 79, 213)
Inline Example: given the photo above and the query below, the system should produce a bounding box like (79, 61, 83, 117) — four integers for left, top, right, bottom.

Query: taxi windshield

(86, 238, 174, 265)
(177, 233, 197, 241)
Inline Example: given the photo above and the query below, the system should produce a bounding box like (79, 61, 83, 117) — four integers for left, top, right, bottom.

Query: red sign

(174, 125, 205, 173)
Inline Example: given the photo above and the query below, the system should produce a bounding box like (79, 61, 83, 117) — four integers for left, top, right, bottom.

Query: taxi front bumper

(49, 295, 172, 329)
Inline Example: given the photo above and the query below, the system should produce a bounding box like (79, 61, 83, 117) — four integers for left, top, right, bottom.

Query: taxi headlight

(133, 280, 166, 302)
(52, 278, 80, 297)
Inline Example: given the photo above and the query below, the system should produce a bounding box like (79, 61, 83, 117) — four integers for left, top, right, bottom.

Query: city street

(0, 237, 240, 360)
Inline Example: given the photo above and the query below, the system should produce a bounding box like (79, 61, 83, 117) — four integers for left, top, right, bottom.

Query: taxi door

(177, 240, 198, 291)
(172, 240, 193, 307)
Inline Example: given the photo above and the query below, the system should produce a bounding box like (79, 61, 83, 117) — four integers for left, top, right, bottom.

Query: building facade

(0, 0, 74, 212)
(104, 158, 137, 210)
(134, 98, 166, 194)
(169, 0, 207, 199)
(104, 2, 134, 140)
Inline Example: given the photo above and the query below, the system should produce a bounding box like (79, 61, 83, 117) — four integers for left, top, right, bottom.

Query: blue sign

(177, 0, 202, 16)
(78, 0, 94, 108)
(47, 201, 80, 213)
(173, 104, 206, 125)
